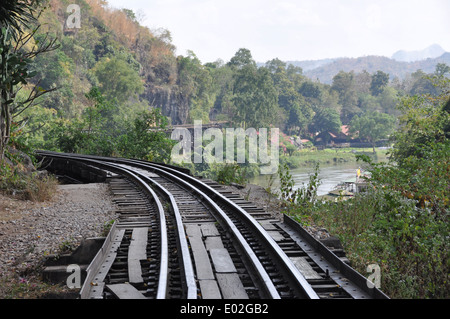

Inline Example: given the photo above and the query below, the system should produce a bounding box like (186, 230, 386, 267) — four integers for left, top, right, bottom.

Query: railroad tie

(106, 283, 147, 299)
(185, 223, 249, 299)
(128, 227, 149, 284)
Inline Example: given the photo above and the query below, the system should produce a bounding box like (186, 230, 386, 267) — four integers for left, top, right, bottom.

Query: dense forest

(3, 0, 448, 159)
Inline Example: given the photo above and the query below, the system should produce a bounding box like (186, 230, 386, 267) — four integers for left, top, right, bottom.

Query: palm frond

(0, 0, 40, 38)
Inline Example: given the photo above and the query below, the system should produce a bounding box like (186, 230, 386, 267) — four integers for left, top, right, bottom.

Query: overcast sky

(105, 0, 450, 64)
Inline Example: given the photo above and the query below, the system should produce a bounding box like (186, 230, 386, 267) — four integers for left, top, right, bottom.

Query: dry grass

(22, 174, 59, 202)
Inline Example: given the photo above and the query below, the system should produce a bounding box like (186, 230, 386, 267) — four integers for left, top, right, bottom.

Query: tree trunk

(0, 92, 8, 162)
(0, 88, 13, 162)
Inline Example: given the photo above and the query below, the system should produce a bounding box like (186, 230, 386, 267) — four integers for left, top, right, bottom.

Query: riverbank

(280, 147, 389, 168)
(249, 147, 388, 197)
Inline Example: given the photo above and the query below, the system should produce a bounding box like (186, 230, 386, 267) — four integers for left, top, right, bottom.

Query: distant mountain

(392, 44, 446, 62)
(290, 51, 450, 84)
(285, 58, 337, 72)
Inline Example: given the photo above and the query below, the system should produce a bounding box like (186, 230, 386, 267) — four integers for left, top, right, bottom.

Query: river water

(250, 162, 363, 196)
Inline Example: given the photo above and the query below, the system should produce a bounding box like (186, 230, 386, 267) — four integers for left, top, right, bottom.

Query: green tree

(350, 111, 396, 152)
(208, 60, 235, 122)
(232, 63, 279, 128)
(266, 59, 312, 135)
(298, 81, 322, 100)
(51, 87, 119, 155)
(310, 107, 342, 144)
(391, 85, 450, 162)
(227, 48, 256, 69)
(376, 86, 399, 115)
(434, 63, 450, 78)
(0, 0, 58, 161)
(331, 71, 359, 123)
(177, 51, 216, 123)
(118, 108, 175, 162)
(370, 70, 390, 96)
(94, 56, 144, 104)
(265, 58, 286, 75)
(409, 69, 437, 96)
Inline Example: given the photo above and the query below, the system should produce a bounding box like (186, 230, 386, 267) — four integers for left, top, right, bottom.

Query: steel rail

(95, 161, 169, 299)
(121, 159, 319, 299)
(37, 151, 319, 299)
(37, 151, 281, 299)
(113, 163, 198, 299)
(41, 155, 170, 299)
(116, 162, 282, 299)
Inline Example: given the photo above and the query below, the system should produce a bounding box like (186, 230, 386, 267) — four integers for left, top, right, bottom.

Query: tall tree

(232, 62, 279, 129)
(350, 111, 396, 152)
(434, 63, 450, 78)
(177, 51, 216, 123)
(0, 0, 58, 161)
(310, 107, 342, 144)
(331, 71, 359, 124)
(227, 48, 256, 69)
(266, 59, 313, 135)
(370, 70, 390, 96)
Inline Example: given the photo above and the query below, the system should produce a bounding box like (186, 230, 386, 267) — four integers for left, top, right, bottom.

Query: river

(249, 162, 363, 196)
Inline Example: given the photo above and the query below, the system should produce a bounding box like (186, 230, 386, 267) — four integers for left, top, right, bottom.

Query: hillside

(285, 58, 337, 72)
(290, 52, 450, 84)
(33, 0, 189, 124)
(9, 0, 449, 139)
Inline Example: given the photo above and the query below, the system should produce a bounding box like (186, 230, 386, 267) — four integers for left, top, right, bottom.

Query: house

(315, 125, 353, 146)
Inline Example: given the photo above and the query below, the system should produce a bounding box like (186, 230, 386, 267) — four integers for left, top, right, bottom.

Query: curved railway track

(36, 151, 389, 300)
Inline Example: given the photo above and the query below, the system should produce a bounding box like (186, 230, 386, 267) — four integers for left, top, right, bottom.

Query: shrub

(279, 159, 449, 298)
(22, 172, 58, 202)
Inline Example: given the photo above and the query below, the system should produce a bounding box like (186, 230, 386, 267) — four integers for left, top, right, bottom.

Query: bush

(1, 146, 58, 202)
(278, 156, 448, 298)
(0, 162, 58, 202)
(304, 186, 448, 298)
(22, 172, 58, 202)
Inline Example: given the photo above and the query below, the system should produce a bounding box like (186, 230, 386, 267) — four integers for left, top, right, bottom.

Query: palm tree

(0, 0, 57, 161)
(0, 0, 39, 39)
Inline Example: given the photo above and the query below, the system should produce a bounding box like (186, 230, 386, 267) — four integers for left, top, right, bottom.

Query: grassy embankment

(279, 147, 389, 168)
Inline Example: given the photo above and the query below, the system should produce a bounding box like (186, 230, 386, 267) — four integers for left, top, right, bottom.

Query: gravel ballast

(0, 183, 118, 298)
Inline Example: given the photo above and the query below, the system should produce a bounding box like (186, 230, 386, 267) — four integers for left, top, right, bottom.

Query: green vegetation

(0, 0, 58, 161)
(0, 0, 59, 199)
(279, 80, 449, 298)
(1, 0, 176, 180)
(2, 0, 447, 174)
(349, 111, 396, 153)
(279, 147, 388, 168)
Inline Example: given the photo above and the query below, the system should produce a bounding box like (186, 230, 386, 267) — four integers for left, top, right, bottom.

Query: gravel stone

(0, 183, 118, 278)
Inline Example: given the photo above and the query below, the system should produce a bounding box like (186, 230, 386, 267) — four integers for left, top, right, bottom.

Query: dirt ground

(0, 184, 117, 299)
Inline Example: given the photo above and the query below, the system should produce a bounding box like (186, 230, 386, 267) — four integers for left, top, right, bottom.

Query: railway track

(36, 151, 389, 300)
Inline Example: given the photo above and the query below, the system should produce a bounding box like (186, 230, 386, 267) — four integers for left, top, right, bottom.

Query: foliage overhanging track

(36, 150, 389, 299)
